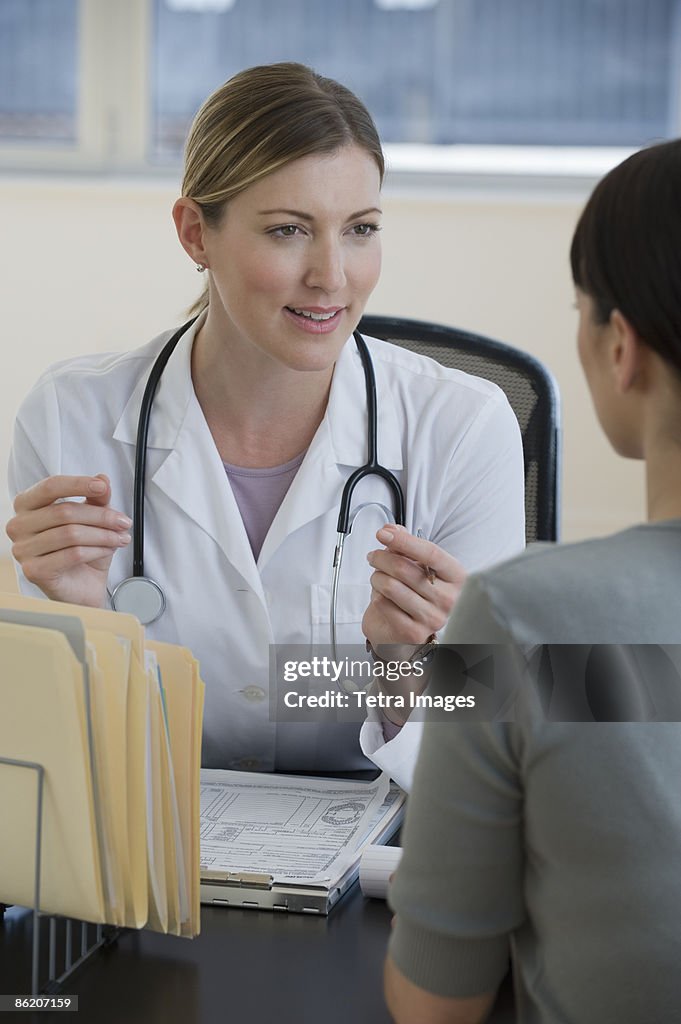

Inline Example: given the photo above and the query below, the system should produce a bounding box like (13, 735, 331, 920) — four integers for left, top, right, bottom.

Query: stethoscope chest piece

(110, 576, 166, 626)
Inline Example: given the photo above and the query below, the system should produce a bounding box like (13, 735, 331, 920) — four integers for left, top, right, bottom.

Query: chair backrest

(358, 315, 561, 544)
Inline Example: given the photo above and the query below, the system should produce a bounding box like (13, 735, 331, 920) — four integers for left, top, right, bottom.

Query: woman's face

(201, 145, 382, 372)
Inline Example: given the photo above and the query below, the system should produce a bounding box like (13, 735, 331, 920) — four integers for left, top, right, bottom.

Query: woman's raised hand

(6, 474, 132, 608)
(362, 524, 467, 649)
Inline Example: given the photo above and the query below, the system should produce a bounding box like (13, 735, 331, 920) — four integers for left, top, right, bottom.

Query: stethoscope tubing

(132, 316, 199, 575)
(337, 332, 405, 533)
(117, 319, 406, 642)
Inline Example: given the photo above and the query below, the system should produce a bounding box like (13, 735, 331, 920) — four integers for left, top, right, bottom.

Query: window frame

(0, 0, 151, 173)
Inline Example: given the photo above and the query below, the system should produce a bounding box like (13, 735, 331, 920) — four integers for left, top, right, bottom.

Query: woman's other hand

(363, 525, 467, 649)
(6, 474, 132, 608)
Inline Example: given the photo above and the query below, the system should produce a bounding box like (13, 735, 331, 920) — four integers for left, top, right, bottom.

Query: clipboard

(199, 777, 404, 915)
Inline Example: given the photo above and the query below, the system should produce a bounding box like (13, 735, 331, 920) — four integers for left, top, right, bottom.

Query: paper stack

(0, 593, 205, 938)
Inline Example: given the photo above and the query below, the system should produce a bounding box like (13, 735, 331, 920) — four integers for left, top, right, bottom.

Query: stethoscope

(110, 317, 406, 646)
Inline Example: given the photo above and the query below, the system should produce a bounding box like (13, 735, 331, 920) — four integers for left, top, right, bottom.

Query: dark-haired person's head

(570, 139, 681, 459)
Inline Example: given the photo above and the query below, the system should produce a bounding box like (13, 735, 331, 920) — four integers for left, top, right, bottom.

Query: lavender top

(223, 450, 306, 561)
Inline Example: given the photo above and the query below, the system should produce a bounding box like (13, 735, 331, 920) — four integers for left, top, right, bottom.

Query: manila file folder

(0, 594, 204, 937)
(0, 620, 105, 923)
(0, 597, 150, 929)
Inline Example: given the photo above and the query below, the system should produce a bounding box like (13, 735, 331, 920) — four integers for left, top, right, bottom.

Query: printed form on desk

(199, 770, 404, 914)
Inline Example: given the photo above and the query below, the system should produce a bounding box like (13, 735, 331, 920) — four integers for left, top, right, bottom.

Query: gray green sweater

(389, 522, 681, 1023)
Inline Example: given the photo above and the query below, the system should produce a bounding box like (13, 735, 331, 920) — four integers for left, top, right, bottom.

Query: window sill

(383, 143, 636, 199)
(0, 143, 637, 201)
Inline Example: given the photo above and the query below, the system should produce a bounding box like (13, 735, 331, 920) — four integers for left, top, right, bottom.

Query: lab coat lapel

(257, 334, 403, 570)
(256, 417, 344, 571)
(152, 400, 265, 600)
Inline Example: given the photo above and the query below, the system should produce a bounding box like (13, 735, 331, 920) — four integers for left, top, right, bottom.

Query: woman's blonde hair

(183, 62, 385, 315)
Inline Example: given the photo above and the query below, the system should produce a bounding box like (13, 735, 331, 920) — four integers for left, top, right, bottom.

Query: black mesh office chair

(358, 315, 561, 544)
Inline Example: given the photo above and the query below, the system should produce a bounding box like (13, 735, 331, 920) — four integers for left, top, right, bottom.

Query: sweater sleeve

(388, 716, 525, 996)
(387, 573, 527, 997)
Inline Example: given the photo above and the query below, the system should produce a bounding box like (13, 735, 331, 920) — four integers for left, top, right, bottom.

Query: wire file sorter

(0, 595, 205, 994)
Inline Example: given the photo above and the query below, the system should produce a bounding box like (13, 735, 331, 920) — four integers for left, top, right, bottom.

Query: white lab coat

(9, 318, 525, 790)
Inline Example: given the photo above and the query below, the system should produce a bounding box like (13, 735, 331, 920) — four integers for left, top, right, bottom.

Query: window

(153, 0, 681, 160)
(0, 0, 78, 144)
(2, 0, 680, 174)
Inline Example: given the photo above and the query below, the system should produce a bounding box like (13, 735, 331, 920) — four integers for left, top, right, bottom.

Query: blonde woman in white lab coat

(6, 64, 524, 789)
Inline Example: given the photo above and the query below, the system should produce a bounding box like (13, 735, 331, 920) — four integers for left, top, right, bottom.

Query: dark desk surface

(1, 889, 515, 1024)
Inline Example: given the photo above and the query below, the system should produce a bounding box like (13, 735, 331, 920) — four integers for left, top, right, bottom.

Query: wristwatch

(365, 633, 438, 666)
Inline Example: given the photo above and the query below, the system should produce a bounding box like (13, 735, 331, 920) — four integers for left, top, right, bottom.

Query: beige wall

(0, 175, 645, 561)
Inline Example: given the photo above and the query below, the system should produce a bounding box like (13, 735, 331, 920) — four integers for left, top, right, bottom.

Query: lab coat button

(240, 685, 266, 702)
